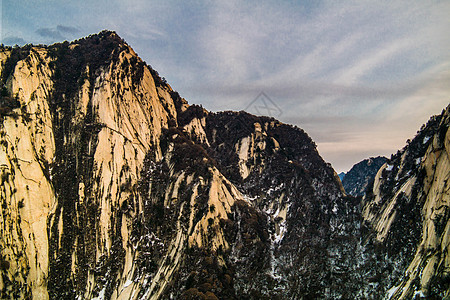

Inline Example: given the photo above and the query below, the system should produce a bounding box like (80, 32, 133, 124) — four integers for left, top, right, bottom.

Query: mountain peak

(342, 156, 387, 197)
(1, 33, 449, 300)
(75, 30, 125, 47)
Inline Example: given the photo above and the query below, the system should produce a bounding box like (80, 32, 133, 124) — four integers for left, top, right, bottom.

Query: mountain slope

(0, 31, 360, 299)
(0, 31, 337, 299)
(0, 31, 448, 299)
(362, 105, 450, 299)
(176, 108, 361, 298)
(0, 31, 182, 299)
(342, 156, 387, 196)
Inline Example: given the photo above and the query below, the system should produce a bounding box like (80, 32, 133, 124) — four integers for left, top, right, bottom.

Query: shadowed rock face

(362, 106, 450, 299)
(0, 31, 448, 299)
(342, 156, 387, 197)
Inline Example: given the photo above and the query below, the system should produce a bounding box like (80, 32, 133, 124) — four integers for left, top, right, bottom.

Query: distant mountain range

(0, 31, 448, 299)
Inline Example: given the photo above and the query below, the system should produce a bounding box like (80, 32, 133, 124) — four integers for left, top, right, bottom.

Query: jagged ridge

(0, 31, 448, 300)
(362, 105, 450, 299)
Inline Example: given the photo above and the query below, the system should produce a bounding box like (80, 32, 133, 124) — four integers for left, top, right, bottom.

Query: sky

(1, 0, 449, 172)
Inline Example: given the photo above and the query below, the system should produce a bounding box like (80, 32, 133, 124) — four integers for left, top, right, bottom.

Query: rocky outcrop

(0, 45, 56, 299)
(0, 31, 181, 299)
(0, 31, 448, 299)
(179, 110, 359, 299)
(362, 105, 450, 299)
(0, 32, 358, 299)
(342, 156, 387, 196)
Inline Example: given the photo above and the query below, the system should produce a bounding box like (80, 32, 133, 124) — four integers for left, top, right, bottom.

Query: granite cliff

(362, 106, 450, 299)
(0, 31, 448, 299)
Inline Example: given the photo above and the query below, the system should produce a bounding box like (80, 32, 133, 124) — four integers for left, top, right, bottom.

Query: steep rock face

(175, 108, 364, 299)
(362, 105, 450, 299)
(342, 156, 387, 196)
(0, 33, 362, 299)
(0, 45, 56, 299)
(1, 31, 448, 300)
(0, 32, 181, 299)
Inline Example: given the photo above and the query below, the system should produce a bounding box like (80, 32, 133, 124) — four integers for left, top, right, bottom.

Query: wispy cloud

(1, 36, 27, 45)
(332, 38, 414, 85)
(36, 28, 65, 40)
(56, 25, 80, 35)
(35, 25, 82, 43)
(2, 0, 449, 171)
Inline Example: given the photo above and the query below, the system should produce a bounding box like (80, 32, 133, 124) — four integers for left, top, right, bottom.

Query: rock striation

(362, 106, 450, 299)
(0, 31, 448, 299)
